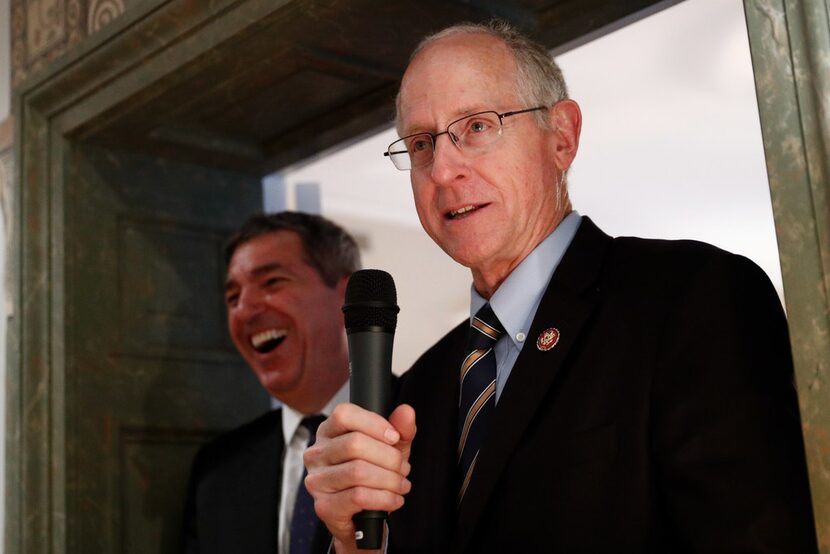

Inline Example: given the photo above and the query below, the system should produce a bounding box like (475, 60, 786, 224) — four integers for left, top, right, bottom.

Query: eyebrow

(402, 106, 483, 136)
(224, 262, 285, 292)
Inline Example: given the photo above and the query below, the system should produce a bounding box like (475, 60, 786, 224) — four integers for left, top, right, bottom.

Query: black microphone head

(342, 269, 399, 332)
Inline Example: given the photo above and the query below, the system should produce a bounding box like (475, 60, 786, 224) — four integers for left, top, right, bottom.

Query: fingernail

(401, 461, 411, 476)
(384, 428, 400, 443)
(402, 478, 412, 493)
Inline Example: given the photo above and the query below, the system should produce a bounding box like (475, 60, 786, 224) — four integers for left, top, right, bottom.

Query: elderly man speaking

(304, 20, 817, 554)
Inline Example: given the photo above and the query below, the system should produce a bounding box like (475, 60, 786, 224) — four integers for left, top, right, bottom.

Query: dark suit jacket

(182, 409, 330, 554)
(389, 217, 817, 553)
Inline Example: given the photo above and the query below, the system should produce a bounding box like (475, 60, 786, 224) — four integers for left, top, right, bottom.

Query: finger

(319, 403, 401, 444)
(311, 483, 404, 545)
(306, 459, 412, 496)
(307, 430, 406, 474)
(313, 486, 406, 531)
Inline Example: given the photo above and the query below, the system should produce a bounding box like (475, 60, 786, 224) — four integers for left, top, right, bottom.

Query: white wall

(560, 0, 781, 297)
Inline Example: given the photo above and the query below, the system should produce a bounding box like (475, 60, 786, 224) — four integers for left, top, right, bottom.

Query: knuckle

(330, 404, 349, 424)
(342, 433, 364, 457)
(350, 486, 370, 506)
(347, 460, 368, 483)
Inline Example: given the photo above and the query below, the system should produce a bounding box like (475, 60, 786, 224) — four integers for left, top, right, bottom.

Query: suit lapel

(422, 329, 466, 514)
(237, 410, 285, 553)
(392, 323, 467, 551)
(453, 218, 612, 551)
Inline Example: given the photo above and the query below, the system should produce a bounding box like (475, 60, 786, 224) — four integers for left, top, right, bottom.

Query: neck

(471, 267, 510, 299)
(471, 208, 571, 299)
(277, 369, 348, 415)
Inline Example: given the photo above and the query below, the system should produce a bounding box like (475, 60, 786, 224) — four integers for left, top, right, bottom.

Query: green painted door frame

(745, 0, 830, 548)
(4, 2, 282, 552)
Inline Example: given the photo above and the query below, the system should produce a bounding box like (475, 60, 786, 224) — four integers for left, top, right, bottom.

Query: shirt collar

(281, 380, 350, 445)
(470, 211, 582, 348)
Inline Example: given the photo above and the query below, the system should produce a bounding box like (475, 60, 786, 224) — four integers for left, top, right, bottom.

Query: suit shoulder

(608, 235, 774, 290)
(191, 409, 282, 476)
(582, 234, 783, 337)
(612, 234, 744, 264)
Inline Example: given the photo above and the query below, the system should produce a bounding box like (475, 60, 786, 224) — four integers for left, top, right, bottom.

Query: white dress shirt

(278, 382, 350, 554)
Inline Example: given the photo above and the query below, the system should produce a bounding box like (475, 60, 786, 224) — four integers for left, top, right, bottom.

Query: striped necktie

(457, 303, 504, 504)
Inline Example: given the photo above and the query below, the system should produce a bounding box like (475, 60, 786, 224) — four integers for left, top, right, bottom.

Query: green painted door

(64, 144, 270, 553)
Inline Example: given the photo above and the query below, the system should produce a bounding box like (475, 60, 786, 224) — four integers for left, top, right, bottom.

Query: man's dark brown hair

(225, 211, 361, 287)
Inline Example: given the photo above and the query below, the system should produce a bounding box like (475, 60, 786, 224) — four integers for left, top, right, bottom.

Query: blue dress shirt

(470, 211, 582, 401)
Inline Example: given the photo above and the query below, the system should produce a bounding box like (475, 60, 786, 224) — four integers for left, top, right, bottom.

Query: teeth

(251, 329, 286, 348)
(450, 205, 477, 218)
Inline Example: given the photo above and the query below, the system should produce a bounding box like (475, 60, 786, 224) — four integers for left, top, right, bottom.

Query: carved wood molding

(11, 0, 128, 87)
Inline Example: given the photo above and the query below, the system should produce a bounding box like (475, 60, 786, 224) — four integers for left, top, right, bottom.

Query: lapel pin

(536, 327, 560, 351)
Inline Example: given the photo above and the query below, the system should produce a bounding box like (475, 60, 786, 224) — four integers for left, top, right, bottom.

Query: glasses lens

(387, 139, 411, 170)
(388, 134, 434, 170)
(448, 112, 502, 152)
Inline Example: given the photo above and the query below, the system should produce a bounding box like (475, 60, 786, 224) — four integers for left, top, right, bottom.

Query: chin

(444, 245, 490, 268)
(256, 369, 287, 392)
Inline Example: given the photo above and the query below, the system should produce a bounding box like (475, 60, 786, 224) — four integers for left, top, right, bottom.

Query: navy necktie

(290, 414, 325, 554)
(457, 303, 504, 504)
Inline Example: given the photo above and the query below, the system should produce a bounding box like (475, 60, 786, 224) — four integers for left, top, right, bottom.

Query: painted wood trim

(744, 0, 830, 549)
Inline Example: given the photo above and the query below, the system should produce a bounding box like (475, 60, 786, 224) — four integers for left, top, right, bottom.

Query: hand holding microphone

(303, 270, 416, 553)
(342, 269, 399, 550)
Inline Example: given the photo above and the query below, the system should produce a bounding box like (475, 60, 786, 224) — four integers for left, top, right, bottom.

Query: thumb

(388, 404, 416, 459)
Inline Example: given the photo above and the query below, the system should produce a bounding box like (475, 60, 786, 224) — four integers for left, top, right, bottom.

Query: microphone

(342, 269, 399, 550)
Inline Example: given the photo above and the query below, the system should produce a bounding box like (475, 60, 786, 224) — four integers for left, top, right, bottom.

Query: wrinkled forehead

(398, 34, 520, 132)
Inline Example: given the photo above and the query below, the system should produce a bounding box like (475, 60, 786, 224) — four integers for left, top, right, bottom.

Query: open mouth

(251, 329, 287, 354)
(447, 204, 486, 220)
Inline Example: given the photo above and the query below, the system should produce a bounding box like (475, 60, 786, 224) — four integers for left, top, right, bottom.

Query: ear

(547, 99, 582, 172)
(335, 274, 350, 299)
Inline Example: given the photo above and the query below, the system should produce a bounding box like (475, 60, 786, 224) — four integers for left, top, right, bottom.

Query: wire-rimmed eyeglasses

(383, 106, 547, 171)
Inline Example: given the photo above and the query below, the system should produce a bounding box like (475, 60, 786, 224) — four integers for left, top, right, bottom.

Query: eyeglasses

(384, 106, 548, 171)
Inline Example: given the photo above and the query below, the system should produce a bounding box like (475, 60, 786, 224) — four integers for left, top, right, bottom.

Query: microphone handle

(348, 330, 393, 550)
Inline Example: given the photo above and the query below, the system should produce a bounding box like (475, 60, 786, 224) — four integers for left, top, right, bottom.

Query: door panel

(66, 144, 269, 553)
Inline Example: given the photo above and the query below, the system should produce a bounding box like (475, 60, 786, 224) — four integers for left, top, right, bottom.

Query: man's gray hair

(396, 20, 569, 130)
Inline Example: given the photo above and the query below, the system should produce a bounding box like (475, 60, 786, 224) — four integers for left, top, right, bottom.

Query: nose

(233, 287, 264, 320)
(429, 133, 468, 186)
